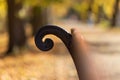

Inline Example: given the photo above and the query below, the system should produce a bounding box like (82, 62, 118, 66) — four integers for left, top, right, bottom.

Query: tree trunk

(14, 2, 26, 47)
(14, 17, 26, 47)
(111, 0, 119, 27)
(6, 0, 15, 53)
(6, 0, 26, 54)
(31, 6, 49, 35)
(31, 6, 43, 35)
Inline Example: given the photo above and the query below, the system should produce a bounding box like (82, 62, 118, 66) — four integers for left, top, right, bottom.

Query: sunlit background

(0, 0, 120, 80)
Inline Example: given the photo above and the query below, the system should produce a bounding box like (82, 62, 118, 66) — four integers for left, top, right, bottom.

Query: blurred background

(0, 0, 120, 80)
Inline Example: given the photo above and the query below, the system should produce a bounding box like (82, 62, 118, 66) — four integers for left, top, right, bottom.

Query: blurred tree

(96, 6, 108, 23)
(31, 6, 49, 35)
(14, 1, 26, 49)
(72, 0, 94, 21)
(28, 0, 63, 35)
(87, 0, 93, 16)
(111, 0, 119, 27)
(6, 0, 15, 54)
(87, 0, 95, 23)
(65, 7, 81, 20)
(31, 6, 42, 35)
(6, 0, 26, 54)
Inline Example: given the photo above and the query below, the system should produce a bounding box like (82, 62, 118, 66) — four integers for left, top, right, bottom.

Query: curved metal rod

(35, 25, 72, 53)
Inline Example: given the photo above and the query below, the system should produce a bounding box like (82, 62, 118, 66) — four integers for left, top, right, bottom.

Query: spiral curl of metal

(35, 25, 72, 53)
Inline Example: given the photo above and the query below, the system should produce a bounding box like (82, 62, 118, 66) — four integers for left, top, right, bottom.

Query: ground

(0, 19, 120, 80)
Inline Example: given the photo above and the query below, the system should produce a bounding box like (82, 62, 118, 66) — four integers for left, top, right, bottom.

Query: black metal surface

(34, 25, 72, 53)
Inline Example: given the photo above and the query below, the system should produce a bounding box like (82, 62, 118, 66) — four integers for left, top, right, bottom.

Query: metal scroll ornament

(34, 25, 72, 54)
